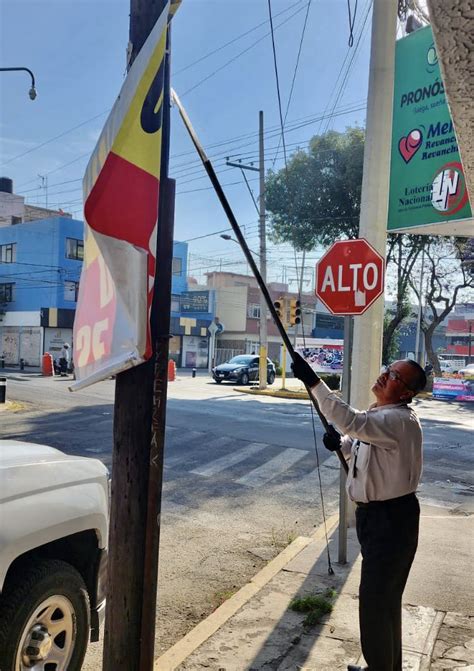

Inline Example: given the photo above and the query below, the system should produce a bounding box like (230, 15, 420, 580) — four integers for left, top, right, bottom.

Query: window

(171, 295, 180, 313)
(11, 216, 22, 225)
(64, 280, 80, 302)
(172, 257, 182, 276)
(247, 304, 260, 319)
(0, 283, 14, 303)
(0, 243, 16, 263)
(66, 238, 84, 260)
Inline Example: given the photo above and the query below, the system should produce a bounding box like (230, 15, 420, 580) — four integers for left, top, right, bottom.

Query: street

(1, 370, 473, 663)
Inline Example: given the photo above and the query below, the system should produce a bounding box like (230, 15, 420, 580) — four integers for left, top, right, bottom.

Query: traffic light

(273, 297, 285, 324)
(289, 299, 301, 326)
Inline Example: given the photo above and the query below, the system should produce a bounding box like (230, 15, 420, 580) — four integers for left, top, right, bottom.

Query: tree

(410, 237, 474, 375)
(383, 235, 427, 362)
(266, 127, 426, 357)
(265, 127, 364, 249)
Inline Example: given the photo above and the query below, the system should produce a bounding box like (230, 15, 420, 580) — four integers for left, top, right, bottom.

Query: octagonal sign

(315, 239, 385, 315)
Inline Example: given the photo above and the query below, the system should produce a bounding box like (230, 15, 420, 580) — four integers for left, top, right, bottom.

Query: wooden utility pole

(103, 2, 174, 669)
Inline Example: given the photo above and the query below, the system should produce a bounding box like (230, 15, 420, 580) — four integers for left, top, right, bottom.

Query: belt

(355, 492, 416, 508)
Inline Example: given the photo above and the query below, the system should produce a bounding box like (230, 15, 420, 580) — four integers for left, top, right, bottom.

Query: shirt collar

(368, 401, 408, 413)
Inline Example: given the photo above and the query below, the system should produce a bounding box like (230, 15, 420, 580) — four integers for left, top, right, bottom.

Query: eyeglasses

(380, 365, 415, 391)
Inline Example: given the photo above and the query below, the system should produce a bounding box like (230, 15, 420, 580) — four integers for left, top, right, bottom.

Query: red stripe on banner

(85, 151, 160, 250)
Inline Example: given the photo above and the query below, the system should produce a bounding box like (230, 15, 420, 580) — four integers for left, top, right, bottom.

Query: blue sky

(0, 0, 372, 286)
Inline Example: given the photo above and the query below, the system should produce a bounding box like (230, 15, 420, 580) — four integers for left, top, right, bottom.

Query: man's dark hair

(403, 359, 427, 394)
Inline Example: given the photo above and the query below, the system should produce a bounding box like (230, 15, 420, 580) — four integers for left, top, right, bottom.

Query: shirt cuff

(311, 379, 334, 403)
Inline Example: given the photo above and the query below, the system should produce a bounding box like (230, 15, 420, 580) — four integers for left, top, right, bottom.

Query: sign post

(208, 317, 223, 373)
(315, 239, 385, 562)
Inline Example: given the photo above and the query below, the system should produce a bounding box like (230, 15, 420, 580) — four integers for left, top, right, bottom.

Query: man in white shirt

(59, 343, 70, 377)
(292, 354, 427, 671)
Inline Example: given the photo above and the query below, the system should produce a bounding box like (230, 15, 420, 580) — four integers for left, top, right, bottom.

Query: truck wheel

(267, 372, 275, 385)
(0, 559, 90, 671)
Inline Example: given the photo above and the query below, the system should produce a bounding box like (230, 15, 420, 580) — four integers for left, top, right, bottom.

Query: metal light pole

(350, 0, 397, 411)
(0, 67, 37, 99)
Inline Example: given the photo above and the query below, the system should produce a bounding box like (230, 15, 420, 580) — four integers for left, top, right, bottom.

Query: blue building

(0, 214, 207, 366)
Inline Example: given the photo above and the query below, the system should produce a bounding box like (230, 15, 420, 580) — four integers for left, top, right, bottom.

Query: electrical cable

(272, 0, 312, 168)
(347, 0, 358, 46)
(267, 0, 289, 169)
(322, 0, 372, 135)
(266, 0, 335, 574)
(239, 168, 260, 215)
(1, 109, 110, 168)
(179, 2, 309, 99)
(173, 0, 305, 77)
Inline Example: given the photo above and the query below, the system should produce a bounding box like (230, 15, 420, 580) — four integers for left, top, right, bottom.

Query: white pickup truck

(0, 440, 109, 671)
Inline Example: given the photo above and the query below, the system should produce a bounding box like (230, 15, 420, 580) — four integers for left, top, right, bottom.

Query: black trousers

(356, 493, 420, 671)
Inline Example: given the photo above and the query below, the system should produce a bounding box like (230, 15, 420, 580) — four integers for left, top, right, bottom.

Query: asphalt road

(1, 369, 473, 662)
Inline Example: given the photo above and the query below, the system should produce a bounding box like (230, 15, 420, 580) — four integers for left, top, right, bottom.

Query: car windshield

(228, 356, 255, 365)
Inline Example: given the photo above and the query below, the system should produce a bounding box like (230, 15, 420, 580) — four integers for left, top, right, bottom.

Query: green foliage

(272, 360, 282, 375)
(290, 588, 336, 626)
(265, 127, 364, 249)
(320, 373, 341, 390)
(383, 312, 404, 362)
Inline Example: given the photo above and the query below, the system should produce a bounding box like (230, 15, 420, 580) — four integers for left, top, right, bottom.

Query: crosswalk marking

(165, 435, 234, 470)
(190, 442, 267, 477)
(205, 436, 234, 450)
(298, 453, 342, 490)
(236, 448, 306, 488)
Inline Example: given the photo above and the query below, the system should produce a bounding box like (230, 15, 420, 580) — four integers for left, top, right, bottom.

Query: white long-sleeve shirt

(312, 381, 423, 503)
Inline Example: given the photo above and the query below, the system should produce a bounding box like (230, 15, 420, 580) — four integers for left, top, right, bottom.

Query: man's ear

(400, 390, 415, 402)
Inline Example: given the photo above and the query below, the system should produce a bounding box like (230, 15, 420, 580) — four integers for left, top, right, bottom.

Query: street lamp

(0, 67, 37, 100)
(220, 234, 260, 258)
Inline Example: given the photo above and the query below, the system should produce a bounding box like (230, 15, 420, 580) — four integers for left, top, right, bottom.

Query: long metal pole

(258, 111, 268, 390)
(350, 0, 397, 411)
(172, 89, 348, 474)
(338, 316, 353, 564)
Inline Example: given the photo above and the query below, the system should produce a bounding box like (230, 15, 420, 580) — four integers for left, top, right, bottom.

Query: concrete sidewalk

(156, 505, 474, 670)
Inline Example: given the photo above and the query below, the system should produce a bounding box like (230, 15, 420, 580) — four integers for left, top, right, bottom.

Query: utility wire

(179, 2, 309, 99)
(347, 0, 358, 46)
(173, 0, 305, 77)
(272, 0, 313, 167)
(267, 0, 289, 169)
(1, 109, 109, 167)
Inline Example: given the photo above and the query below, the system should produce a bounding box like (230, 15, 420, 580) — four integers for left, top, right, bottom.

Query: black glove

(323, 424, 342, 452)
(291, 352, 320, 387)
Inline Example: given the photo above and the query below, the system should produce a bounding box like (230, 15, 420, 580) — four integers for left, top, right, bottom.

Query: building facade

(0, 214, 194, 367)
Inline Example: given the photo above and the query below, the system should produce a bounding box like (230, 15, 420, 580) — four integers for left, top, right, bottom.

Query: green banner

(388, 26, 472, 232)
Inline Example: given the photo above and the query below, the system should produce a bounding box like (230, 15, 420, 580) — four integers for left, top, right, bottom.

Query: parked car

(212, 355, 276, 385)
(0, 440, 109, 671)
(458, 363, 474, 378)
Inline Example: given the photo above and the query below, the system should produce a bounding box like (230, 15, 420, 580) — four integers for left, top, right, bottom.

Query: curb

(233, 386, 309, 400)
(154, 513, 339, 671)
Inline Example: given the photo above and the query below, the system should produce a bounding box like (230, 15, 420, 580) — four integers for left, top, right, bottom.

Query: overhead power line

(179, 2, 309, 98)
(1, 109, 109, 167)
(173, 0, 305, 77)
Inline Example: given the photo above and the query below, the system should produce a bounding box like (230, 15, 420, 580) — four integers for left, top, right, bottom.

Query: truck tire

(0, 559, 90, 671)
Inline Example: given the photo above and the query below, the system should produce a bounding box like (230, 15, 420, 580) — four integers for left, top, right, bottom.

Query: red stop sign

(315, 239, 385, 315)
